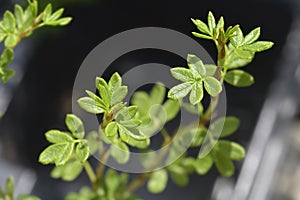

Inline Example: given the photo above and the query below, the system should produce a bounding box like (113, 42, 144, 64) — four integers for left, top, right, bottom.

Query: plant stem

(83, 161, 97, 189)
(126, 173, 151, 193)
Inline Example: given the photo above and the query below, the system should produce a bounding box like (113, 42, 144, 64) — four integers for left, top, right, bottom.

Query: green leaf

(108, 72, 122, 91)
(5, 177, 14, 197)
(215, 16, 224, 37)
(45, 130, 74, 143)
(3, 11, 16, 33)
(189, 82, 203, 105)
(5, 35, 18, 48)
(77, 97, 105, 114)
(86, 131, 101, 155)
(224, 50, 254, 69)
(230, 27, 244, 47)
(105, 122, 118, 137)
(118, 125, 146, 141)
(242, 41, 274, 52)
(75, 142, 89, 162)
(42, 4, 52, 22)
(168, 82, 192, 100)
(14, 5, 24, 29)
(49, 8, 64, 21)
(163, 99, 180, 121)
(207, 11, 216, 35)
(51, 159, 83, 181)
(187, 54, 206, 77)
(85, 90, 107, 109)
(234, 48, 254, 59)
(194, 154, 213, 175)
(105, 169, 120, 195)
(191, 128, 206, 147)
(39, 143, 74, 165)
(111, 142, 130, 164)
(0, 69, 15, 83)
(111, 85, 128, 106)
(192, 32, 213, 40)
(55, 17, 72, 26)
(225, 70, 254, 87)
(149, 83, 166, 104)
(204, 76, 222, 96)
(205, 64, 217, 76)
(243, 27, 260, 45)
(98, 85, 111, 108)
(168, 165, 189, 186)
(65, 114, 85, 139)
(216, 140, 246, 161)
(120, 119, 142, 128)
(191, 18, 210, 35)
(147, 169, 168, 193)
(213, 149, 235, 177)
(126, 137, 150, 149)
(170, 67, 198, 82)
(211, 116, 240, 138)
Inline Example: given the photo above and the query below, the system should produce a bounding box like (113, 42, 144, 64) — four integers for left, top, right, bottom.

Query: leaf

(85, 90, 106, 109)
(65, 114, 85, 139)
(118, 125, 146, 141)
(75, 142, 89, 162)
(77, 97, 105, 114)
(189, 82, 203, 105)
(243, 27, 260, 45)
(192, 32, 213, 40)
(190, 128, 206, 147)
(42, 4, 52, 22)
(191, 18, 210, 35)
(211, 116, 240, 138)
(51, 159, 83, 181)
(242, 41, 274, 52)
(3, 11, 16, 33)
(45, 130, 74, 143)
(213, 149, 235, 177)
(86, 131, 101, 155)
(5, 35, 18, 48)
(204, 76, 222, 97)
(168, 165, 189, 186)
(105, 169, 120, 195)
(49, 8, 64, 21)
(194, 154, 213, 175)
(205, 64, 217, 76)
(168, 82, 192, 100)
(125, 137, 150, 149)
(215, 16, 224, 38)
(170, 67, 198, 82)
(98, 85, 111, 108)
(105, 122, 118, 137)
(111, 142, 130, 164)
(163, 99, 180, 121)
(224, 51, 253, 69)
(55, 17, 72, 26)
(230, 27, 244, 47)
(216, 140, 246, 161)
(0, 69, 15, 83)
(14, 5, 24, 29)
(111, 85, 128, 106)
(147, 169, 168, 193)
(225, 70, 254, 87)
(5, 177, 14, 197)
(149, 83, 166, 104)
(39, 143, 74, 165)
(187, 54, 206, 77)
(234, 48, 254, 59)
(108, 72, 122, 91)
(207, 11, 216, 35)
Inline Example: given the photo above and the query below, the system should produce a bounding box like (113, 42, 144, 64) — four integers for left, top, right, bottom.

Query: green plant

(0, 0, 72, 83)
(36, 11, 274, 199)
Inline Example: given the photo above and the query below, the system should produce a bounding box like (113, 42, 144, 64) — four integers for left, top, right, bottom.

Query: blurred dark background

(0, 0, 297, 199)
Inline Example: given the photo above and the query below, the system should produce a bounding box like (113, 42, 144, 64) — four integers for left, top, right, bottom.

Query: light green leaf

(96, 77, 108, 91)
(224, 51, 253, 69)
(215, 16, 224, 38)
(5, 177, 14, 197)
(14, 5, 24, 29)
(191, 18, 210, 35)
(204, 76, 222, 97)
(171, 67, 198, 82)
(191, 128, 206, 147)
(3, 11, 16, 33)
(39, 143, 74, 165)
(55, 17, 72, 26)
(75, 142, 89, 162)
(211, 116, 240, 138)
(187, 54, 206, 77)
(108, 72, 122, 90)
(242, 41, 274, 52)
(111, 85, 128, 106)
(105, 122, 118, 137)
(216, 140, 246, 161)
(243, 27, 260, 45)
(49, 8, 64, 21)
(105, 169, 119, 195)
(77, 97, 105, 114)
(5, 35, 18, 47)
(192, 32, 213, 40)
(120, 119, 142, 128)
(86, 131, 101, 155)
(207, 11, 216, 35)
(213, 149, 235, 177)
(0, 69, 15, 83)
(51, 159, 83, 181)
(189, 82, 203, 105)
(42, 4, 52, 22)
(147, 169, 168, 193)
(111, 142, 130, 164)
(98, 85, 111, 108)
(65, 114, 85, 139)
(85, 90, 106, 109)
(205, 64, 217, 76)
(149, 83, 166, 104)
(225, 70, 254, 87)
(168, 82, 192, 100)
(194, 154, 213, 175)
(163, 99, 180, 121)
(125, 137, 150, 149)
(230, 27, 243, 47)
(45, 130, 74, 143)
(234, 48, 255, 59)
(168, 165, 189, 186)
(118, 125, 146, 141)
